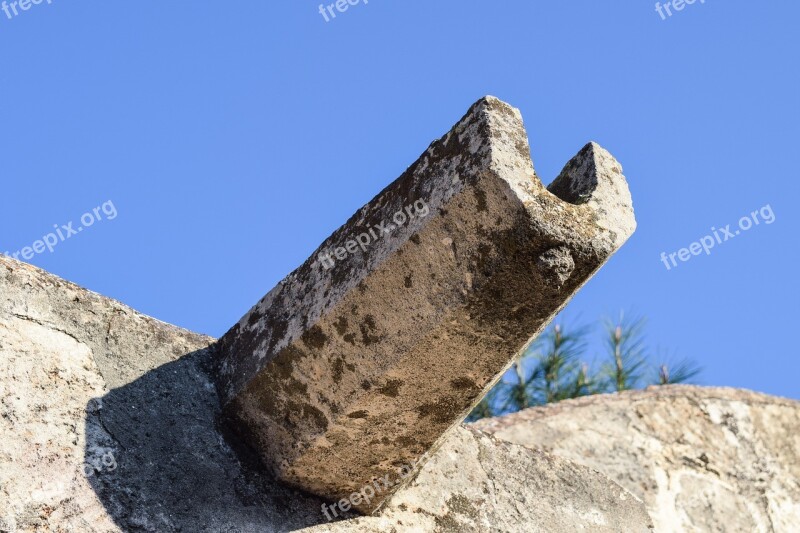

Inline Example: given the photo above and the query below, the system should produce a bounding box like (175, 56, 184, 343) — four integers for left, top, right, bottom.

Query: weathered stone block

(215, 96, 636, 513)
(472, 386, 800, 532)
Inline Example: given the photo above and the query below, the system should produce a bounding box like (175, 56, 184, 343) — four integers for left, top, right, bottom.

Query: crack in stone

(10, 312, 85, 348)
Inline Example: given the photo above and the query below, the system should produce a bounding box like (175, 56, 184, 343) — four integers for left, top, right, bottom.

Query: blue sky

(2, 1, 798, 399)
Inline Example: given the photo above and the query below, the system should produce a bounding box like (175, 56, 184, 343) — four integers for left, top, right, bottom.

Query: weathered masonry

(214, 96, 636, 513)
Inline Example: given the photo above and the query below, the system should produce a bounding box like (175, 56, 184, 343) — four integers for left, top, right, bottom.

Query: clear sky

(2, 2, 798, 399)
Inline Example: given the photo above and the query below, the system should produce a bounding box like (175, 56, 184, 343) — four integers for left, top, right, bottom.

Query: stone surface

(0, 257, 209, 391)
(0, 255, 652, 532)
(472, 386, 800, 533)
(0, 256, 326, 532)
(215, 96, 637, 512)
(304, 426, 653, 533)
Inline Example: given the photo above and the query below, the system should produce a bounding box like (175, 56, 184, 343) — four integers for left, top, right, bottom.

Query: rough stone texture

(473, 386, 800, 533)
(1, 255, 653, 532)
(0, 258, 209, 391)
(303, 426, 653, 533)
(0, 256, 326, 532)
(0, 306, 117, 532)
(215, 96, 636, 512)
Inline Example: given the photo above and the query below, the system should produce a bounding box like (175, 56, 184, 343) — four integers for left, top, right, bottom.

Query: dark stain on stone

(417, 396, 464, 424)
(378, 379, 403, 397)
(347, 410, 369, 419)
(343, 333, 357, 346)
(270, 347, 297, 381)
(317, 393, 340, 414)
(404, 275, 413, 288)
(265, 315, 289, 355)
(332, 357, 345, 384)
(434, 494, 479, 531)
(360, 314, 382, 345)
(330, 263, 349, 291)
(434, 513, 462, 532)
(409, 234, 421, 245)
(293, 381, 308, 396)
(450, 377, 477, 391)
(235, 354, 329, 436)
(394, 436, 416, 447)
(333, 316, 348, 336)
(302, 325, 327, 349)
(296, 402, 329, 433)
(361, 380, 372, 390)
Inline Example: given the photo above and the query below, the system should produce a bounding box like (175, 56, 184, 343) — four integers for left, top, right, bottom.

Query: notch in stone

(213, 96, 636, 514)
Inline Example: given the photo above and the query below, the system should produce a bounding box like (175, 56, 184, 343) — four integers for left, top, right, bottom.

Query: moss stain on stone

(450, 377, 477, 391)
(333, 316, 348, 336)
(302, 326, 327, 349)
(360, 314, 382, 345)
(417, 396, 464, 424)
(378, 379, 403, 397)
(332, 357, 345, 384)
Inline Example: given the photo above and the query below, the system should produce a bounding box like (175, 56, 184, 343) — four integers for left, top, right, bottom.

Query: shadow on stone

(84, 347, 332, 532)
